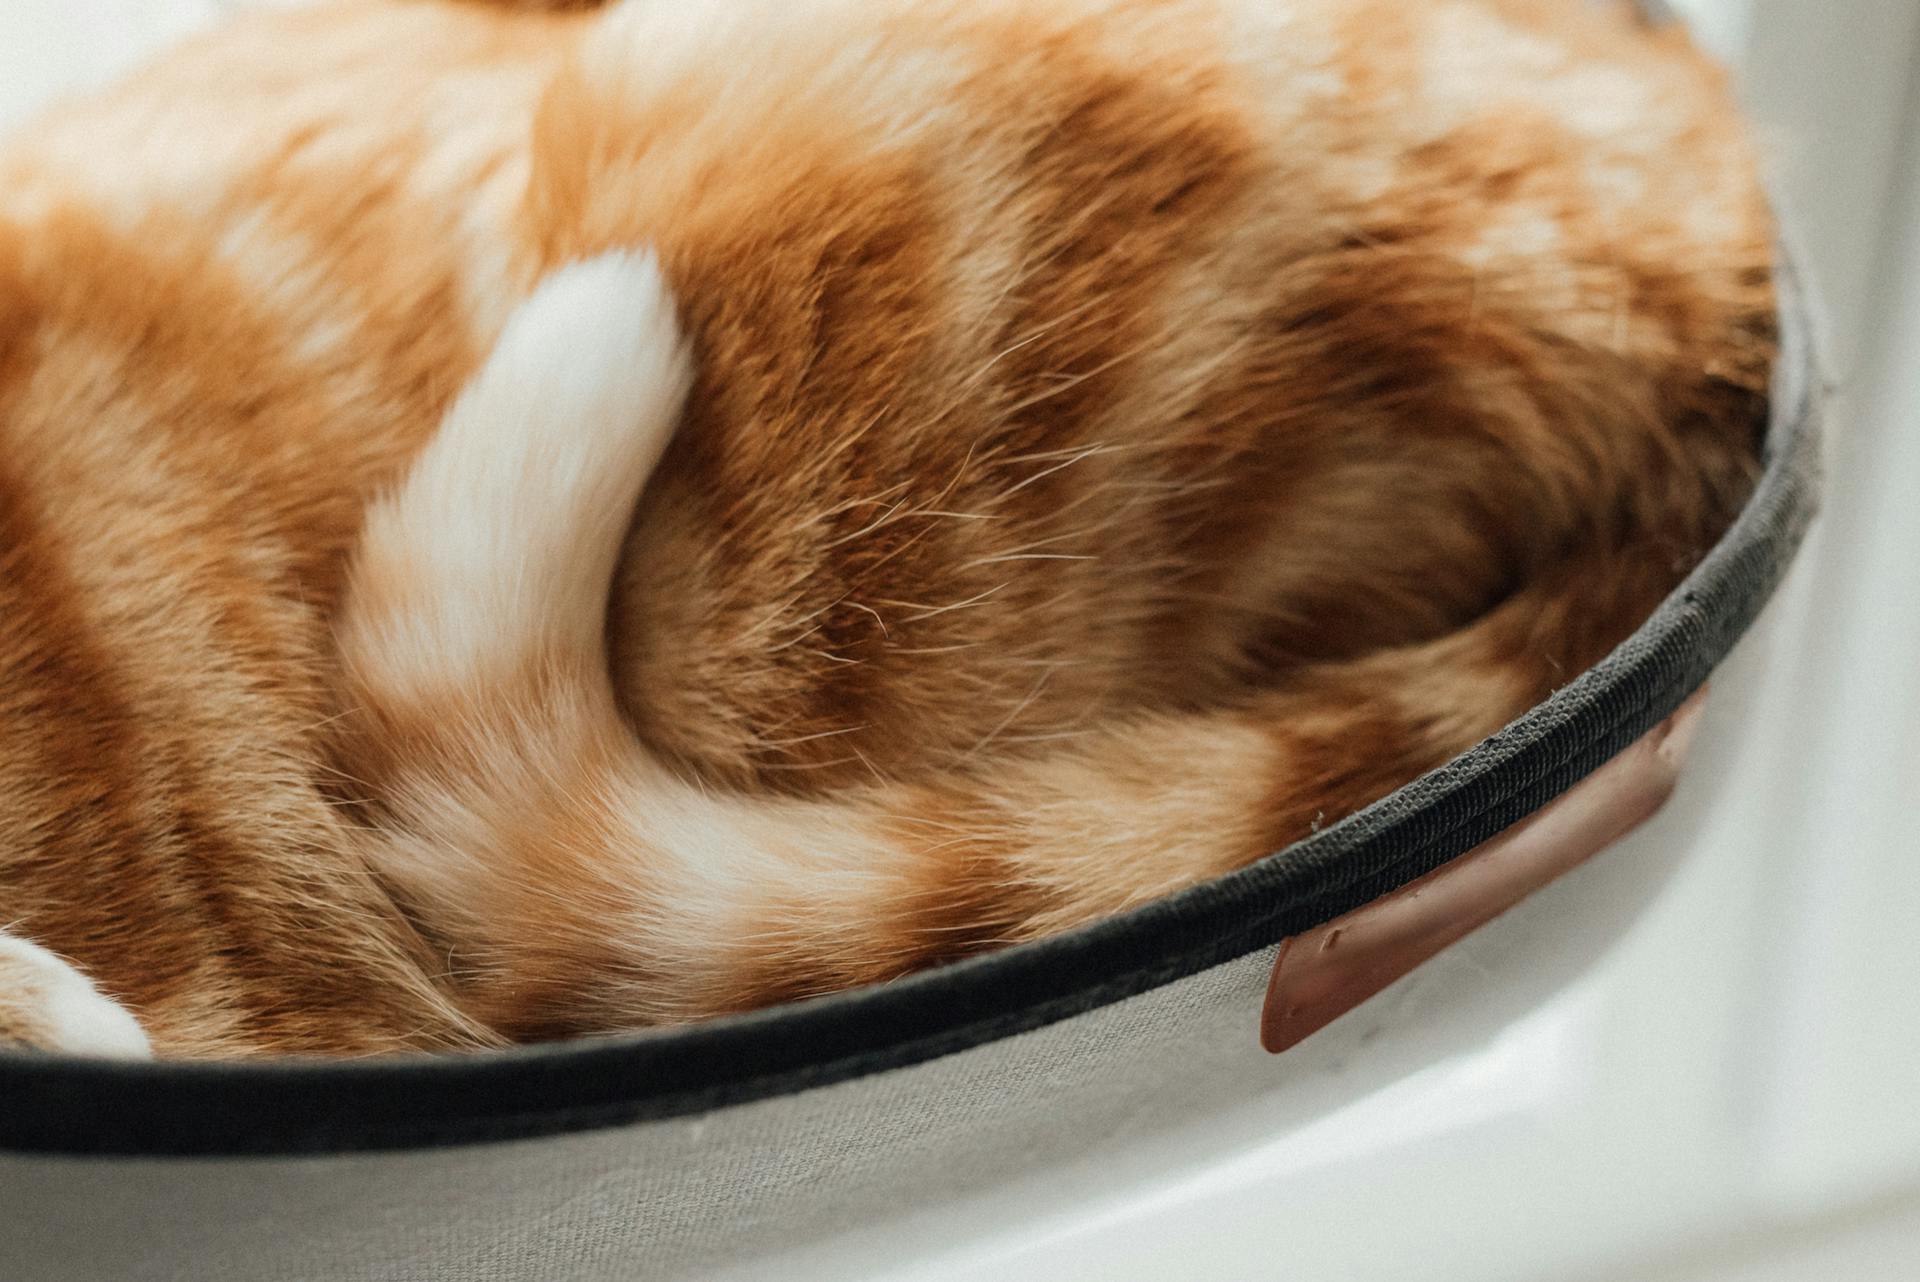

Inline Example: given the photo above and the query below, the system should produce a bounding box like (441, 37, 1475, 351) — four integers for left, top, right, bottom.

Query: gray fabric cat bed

(0, 0, 1819, 1259)
(0, 235, 1822, 1282)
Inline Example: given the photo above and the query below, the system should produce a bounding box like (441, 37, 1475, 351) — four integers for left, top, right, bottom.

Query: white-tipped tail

(343, 251, 691, 699)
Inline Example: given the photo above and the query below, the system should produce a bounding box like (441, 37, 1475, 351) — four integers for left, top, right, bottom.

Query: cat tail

(337, 252, 1691, 1037)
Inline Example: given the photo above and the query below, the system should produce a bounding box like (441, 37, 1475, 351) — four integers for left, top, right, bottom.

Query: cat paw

(0, 935, 151, 1058)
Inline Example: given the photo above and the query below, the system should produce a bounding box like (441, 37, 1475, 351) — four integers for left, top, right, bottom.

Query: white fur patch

(346, 250, 692, 696)
(0, 934, 152, 1059)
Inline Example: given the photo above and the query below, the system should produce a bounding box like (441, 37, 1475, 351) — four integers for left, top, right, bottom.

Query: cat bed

(0, 231, 1823, 1281)
(0, 0, 1824, 1226)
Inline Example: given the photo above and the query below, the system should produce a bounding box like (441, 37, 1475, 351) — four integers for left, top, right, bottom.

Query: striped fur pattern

(0, 0, 1772, 1055)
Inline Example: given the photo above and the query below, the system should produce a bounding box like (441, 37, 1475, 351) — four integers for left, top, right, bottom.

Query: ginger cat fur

(0, 0, 1772, 1057)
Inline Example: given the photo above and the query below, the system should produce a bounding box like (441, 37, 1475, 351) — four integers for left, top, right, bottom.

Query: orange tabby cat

(0, 0, 1772, 1056)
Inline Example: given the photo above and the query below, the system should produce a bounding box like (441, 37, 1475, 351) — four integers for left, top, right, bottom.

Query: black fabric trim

(0, 242, 1822, 1158)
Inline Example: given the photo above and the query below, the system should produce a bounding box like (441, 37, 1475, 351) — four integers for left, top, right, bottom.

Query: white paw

(0, 935, 152, 1059)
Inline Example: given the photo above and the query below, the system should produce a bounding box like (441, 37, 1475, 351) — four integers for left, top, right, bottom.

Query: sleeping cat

(0, 0, 1772, 1057)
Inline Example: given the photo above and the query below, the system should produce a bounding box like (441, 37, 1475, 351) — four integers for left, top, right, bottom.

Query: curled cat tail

(341, 251, 690, 706)
(337, 250, 698, 1034)
(337, 252, 1703, 1040)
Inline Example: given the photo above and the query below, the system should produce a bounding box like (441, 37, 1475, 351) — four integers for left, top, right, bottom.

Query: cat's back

(549, 0, 1769, 787)
(0, 1, 560, 236)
